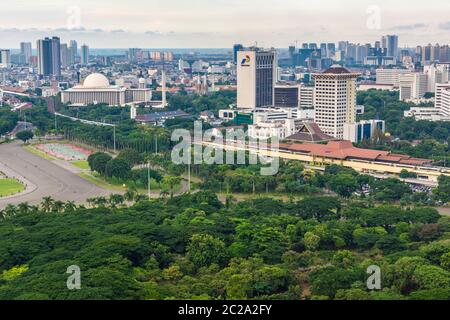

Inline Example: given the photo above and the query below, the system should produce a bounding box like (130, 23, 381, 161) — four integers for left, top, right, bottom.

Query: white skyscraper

(237, 49, 277, 109)
(313, 65, 359, 139)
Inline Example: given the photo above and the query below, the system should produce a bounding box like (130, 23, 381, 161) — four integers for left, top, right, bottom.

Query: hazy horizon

(1, 0, 450, 48)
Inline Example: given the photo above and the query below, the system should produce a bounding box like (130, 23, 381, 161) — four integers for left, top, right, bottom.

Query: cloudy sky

(1, 0, 450, 48)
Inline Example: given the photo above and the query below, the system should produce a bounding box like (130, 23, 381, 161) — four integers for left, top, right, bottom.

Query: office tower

(320, 43, 327, 57)
(237, 49, 277, 109)
(0, 50, 11, 68)
(37, 37, 61, 76)
(327, 43, 336, 57)
(399, 73, 428, 101)
(81, 45, 89, 65)
(128, 48, 142, 62)
(313, 65, 359, 139)
(381, 36, 387, 50)
(274, 83, 301, 108)
(385, 35, 399, 58)
(69, 40, 78, 65)
(338, 41, 348, 51)
(233, 44, 244, 64)
(20, 42, 32, 64)
(60, 43, 70, 68)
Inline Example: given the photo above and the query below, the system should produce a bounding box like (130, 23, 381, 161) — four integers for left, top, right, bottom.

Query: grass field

(71, 160, 90, 170)
(0, 179, 25, 197)
(79, 172, 127, 192)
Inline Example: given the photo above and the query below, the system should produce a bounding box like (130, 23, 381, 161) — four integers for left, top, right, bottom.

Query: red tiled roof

(278, 141, 431, 165)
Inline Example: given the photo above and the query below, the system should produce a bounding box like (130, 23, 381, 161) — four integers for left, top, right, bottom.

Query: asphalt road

(0, 141, 112, 209)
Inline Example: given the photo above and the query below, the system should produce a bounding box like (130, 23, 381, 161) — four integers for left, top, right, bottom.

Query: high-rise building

(313, 65, 359, 139)
(274, 83, 301, 108)
(37, 37, 61, 76)
(20, 42, 32, 64)
(60, 43, 70, 68)
(0, 50, 11, 68)
(81, 45, 89, 65)
(233, 44, 244, 64)
(237, 49, 277, 109)
(69, 40, 78, 65)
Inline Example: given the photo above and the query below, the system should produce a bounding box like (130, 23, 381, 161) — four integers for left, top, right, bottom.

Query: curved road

(0, 141, 112, 209)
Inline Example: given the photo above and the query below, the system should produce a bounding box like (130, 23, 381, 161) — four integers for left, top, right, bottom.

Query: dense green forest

(0, 192, 449, 300)
(0, 109, 19, 136)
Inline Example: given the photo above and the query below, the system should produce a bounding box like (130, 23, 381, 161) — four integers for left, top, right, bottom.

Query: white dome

(83, 73, 110, 88)
(139, 78, 146, 84)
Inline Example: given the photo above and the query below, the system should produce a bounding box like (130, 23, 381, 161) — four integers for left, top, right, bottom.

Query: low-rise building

(343, 120, 386, 143)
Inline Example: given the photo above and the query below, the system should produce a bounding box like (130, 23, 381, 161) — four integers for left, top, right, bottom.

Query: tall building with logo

(237, 49, 277, 109)
(37, 37, 61, 77)
(313, 65, 359, 139)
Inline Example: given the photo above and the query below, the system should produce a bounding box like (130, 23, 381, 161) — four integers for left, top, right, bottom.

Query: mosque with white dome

(61, 73, 152, 107)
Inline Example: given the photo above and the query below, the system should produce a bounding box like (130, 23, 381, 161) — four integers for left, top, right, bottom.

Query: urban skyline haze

(1, 0, 450, 48)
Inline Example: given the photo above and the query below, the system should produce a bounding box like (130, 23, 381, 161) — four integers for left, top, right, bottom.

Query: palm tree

(41, 196, 54, 212)
(52, 201, 65, 213)
(86, 198, 95, 208)
(94, 197, 107, 208)
(17, 202, 31, 214)
(109, 194, 125, 208)
(159, 189, 169, 199)
(124, 188, 137, 203)
(163, 176, 182, 198)
(225, 194, 236, 209)
(2, 204, 17, 218)
(134, 194, 149, 203)
(64, 201, 77, 212)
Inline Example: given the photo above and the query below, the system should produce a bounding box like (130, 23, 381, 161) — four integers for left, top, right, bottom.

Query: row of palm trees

(0, 184, 190, 219)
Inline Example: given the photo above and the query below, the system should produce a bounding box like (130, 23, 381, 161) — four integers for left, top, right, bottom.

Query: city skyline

(2, 0, 450, 48)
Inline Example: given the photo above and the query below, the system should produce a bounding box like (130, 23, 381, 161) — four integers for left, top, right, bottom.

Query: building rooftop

(135, 110, 191, 123)
(285, 122, 336, 143)
(278, 140, 432, 166)
(323, 64, 351, 74)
